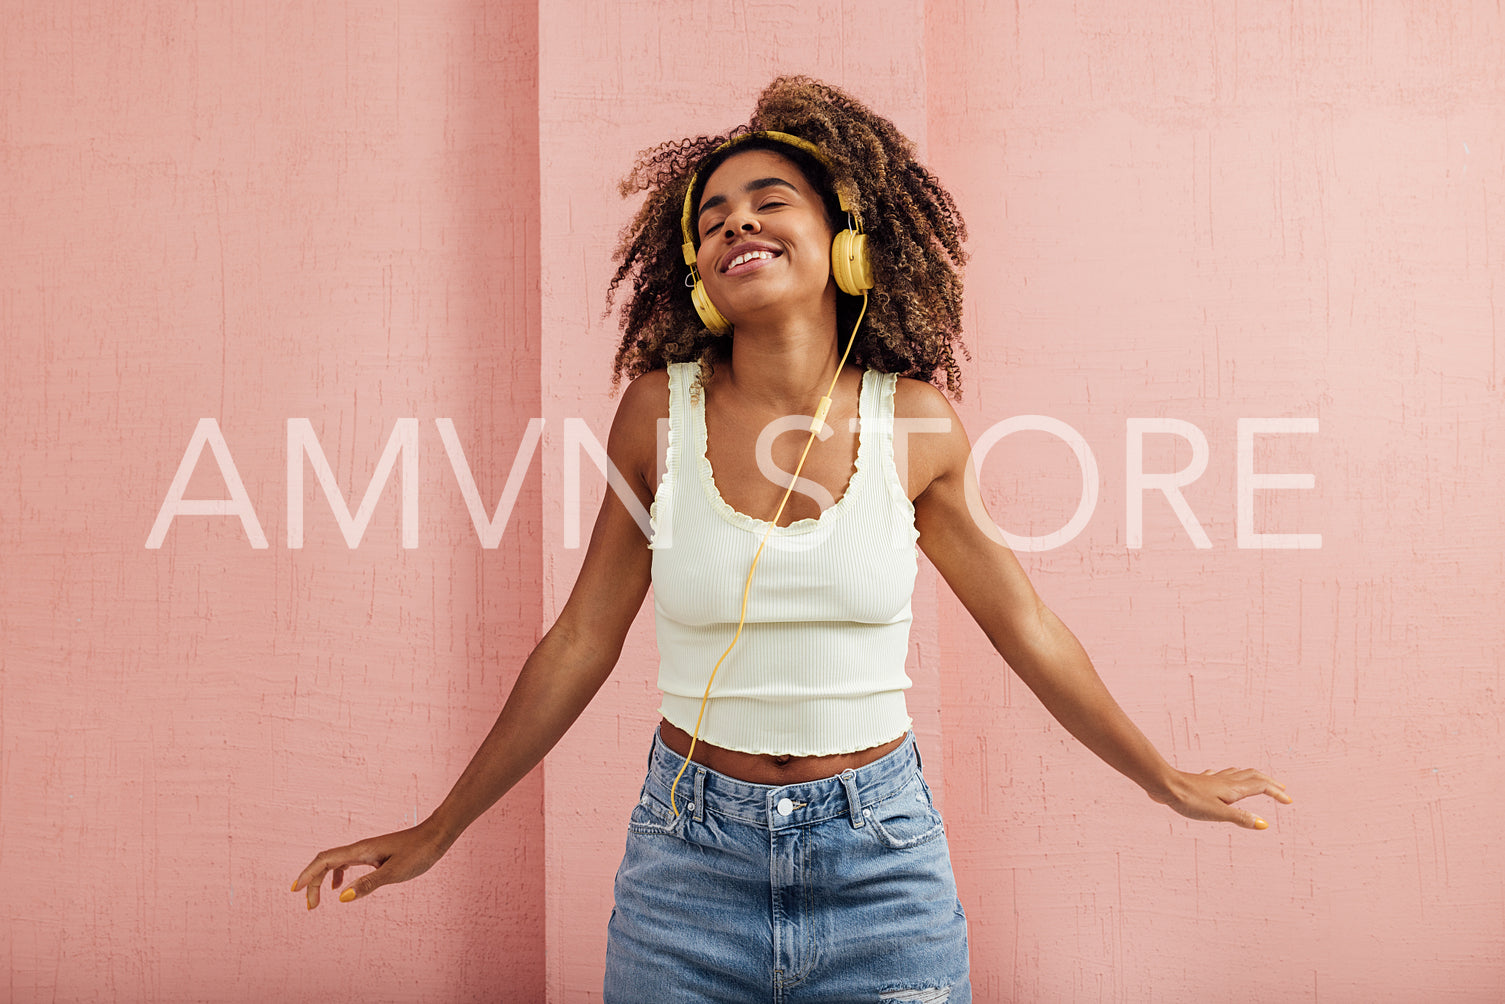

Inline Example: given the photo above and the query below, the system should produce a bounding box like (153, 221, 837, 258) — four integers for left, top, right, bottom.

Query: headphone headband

(679, 131, 852, 266)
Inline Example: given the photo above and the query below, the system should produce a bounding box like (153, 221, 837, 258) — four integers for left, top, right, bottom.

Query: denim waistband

(644, 727, 923, 831)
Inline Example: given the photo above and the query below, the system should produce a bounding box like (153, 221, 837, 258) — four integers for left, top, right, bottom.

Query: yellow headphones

(679, 131, 876, 334)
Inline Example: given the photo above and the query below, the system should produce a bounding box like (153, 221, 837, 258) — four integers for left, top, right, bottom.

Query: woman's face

(693, 149, 836, 327)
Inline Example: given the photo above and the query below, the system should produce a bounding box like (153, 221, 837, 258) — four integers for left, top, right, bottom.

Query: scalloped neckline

(693, 370, 873, 535)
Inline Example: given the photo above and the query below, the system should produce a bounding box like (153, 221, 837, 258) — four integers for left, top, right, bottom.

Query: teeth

(728, 250, 775, 270)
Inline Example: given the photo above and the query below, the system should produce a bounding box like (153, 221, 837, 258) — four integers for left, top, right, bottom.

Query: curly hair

(606, 75, 970, 397)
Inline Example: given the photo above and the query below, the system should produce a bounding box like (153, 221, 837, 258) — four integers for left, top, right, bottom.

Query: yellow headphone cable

(668, 290, 869, 815)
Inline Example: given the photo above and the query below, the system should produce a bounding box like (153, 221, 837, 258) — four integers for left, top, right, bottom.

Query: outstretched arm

(292, 372, 667, 908)
(901, 381, 1291, 828)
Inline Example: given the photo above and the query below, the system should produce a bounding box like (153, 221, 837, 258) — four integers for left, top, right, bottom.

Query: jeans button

(776, 797, 794, 816)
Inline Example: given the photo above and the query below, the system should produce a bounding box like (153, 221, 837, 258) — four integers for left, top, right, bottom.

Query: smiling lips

(721, 243, 782, 274)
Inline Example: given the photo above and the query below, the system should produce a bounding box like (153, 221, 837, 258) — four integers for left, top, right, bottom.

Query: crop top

(648, 361, 920, 756)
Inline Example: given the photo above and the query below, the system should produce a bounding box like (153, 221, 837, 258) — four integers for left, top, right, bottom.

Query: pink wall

(925, 2, 1505, 1000)
(1, 2, 546, 1000)
(3, 2, 1503, 1002)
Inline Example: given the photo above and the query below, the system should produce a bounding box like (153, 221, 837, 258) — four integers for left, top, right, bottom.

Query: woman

(293, 77, 1291, 1002)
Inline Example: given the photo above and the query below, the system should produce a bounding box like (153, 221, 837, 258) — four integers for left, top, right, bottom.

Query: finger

(294, 846, 369, 910)
(293, 853, 332, 892)
(1221, 772, 1293, 806)
(1189, 780, 1269, 829)
(1246, 771, 1293, 802)
(1221, 802, 1268, 830)
(340, 861, 392, 904)
(292, 863, 317, 894)
(306, 869, 324, 910)
(1234, 768, 1286, 789)
(331, 866, 345, 891)
(293, 862, 328, 910)
(1209, 766, 1282, 782)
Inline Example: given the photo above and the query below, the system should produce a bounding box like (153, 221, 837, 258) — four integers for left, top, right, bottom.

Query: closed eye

(700, 201, 789, 238)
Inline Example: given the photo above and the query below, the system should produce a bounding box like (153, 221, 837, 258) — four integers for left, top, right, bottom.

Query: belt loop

(839, 768, 864, 828)
(693, 768, 706, 823)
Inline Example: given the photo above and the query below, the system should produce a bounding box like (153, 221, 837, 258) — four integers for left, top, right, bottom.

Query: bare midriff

(657, 718, 907, 786)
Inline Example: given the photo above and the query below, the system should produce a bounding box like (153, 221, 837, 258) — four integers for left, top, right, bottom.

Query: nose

(722, 208, 760, 239)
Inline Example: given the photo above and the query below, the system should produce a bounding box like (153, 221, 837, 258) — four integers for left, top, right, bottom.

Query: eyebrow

(696, 177, 799, 222)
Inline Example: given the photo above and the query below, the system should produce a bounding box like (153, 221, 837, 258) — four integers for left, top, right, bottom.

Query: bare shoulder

(614, 368, 670, 425)
(891, 376, 970, 500)
(892, 375, 958, 423)
(610, 369, 670, 497)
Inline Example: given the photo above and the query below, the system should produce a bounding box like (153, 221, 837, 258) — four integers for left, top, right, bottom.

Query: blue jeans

(604, 728, 971, 1003)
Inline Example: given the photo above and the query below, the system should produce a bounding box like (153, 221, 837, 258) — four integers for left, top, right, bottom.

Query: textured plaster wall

(1, 2, 545, 1000)
(925, 2, 1505, 1001)
(2, 1, 1502, 1002)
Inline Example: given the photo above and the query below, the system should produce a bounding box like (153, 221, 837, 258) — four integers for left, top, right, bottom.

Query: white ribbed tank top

(649, 362, 919, 756)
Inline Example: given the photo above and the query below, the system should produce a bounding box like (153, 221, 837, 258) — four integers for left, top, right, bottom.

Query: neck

(722, 301, 856, 409)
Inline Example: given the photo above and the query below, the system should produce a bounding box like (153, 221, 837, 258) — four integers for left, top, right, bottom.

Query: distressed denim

(604, 729, 970, 1003)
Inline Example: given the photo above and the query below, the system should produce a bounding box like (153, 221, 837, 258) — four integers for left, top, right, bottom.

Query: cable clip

(810, 397, 832, 434)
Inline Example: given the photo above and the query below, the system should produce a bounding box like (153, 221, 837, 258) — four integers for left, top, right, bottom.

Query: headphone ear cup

(691, 279, 732, 335)
(830, 229, 874, 296)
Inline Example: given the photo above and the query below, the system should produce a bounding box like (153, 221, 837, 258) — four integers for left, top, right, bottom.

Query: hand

(291, 821, 450, 909)
(1154, 767, 1293, 830)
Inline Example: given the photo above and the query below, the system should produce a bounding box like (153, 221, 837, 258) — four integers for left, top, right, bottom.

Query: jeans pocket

(865, 775, 946, 851)
(626, 788, 684, 836)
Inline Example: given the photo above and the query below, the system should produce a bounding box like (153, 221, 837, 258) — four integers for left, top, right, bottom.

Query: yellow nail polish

(1253, 817, 1269, 830)
(339, 888, 357, 903)
(291, 882, 299, 892)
